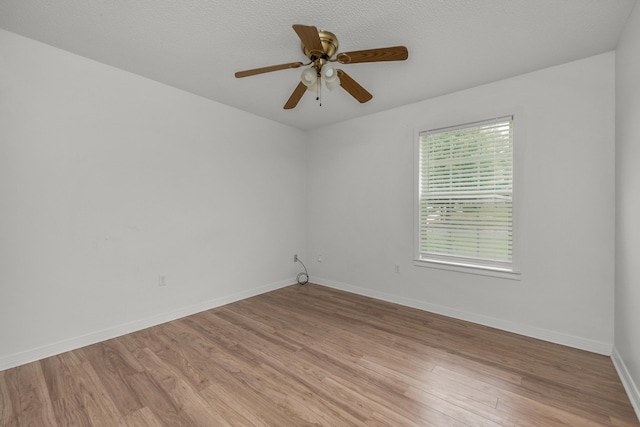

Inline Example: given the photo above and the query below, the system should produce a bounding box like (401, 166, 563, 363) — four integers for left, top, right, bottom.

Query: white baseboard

(612, 347, 640, 421)
(0, 279, 293, 371)
(314, 277, 613, 356)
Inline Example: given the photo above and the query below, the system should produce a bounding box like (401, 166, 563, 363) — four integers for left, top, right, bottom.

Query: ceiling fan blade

(235, 62, 304, 78)
(337, 70, 372, 103)
(284, 82, 307, 109)
(292, 24, 324, 57)
(337, 46, 408, 64)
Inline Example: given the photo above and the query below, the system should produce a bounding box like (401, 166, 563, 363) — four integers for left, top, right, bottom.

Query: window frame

(413, 114, 521, 280)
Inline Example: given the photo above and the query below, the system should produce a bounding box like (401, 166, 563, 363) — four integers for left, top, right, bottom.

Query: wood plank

(66, 361, 125, 426)
(41, 354, 93, 426)
(0, 371, 17, 427)
(122, 407, 164, 427)
(4, 362, 57, 426)
(79, 340, 145, 417)
(136, 347, 233, 426)
(124, 370, 198, 426)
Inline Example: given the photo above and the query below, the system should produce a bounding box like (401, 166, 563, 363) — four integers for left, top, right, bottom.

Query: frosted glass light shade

(301, 68, 318, 87)
(321, 64, 340, 90)
(324, 77, 340, 90)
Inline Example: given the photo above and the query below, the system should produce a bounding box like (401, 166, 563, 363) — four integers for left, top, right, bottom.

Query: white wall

(307, 52, 616, 354)
(0, 30, 307, 369)
(614, 1, 640, 416)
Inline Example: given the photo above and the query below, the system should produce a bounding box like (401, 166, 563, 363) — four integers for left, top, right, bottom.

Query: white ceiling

(0, 0, 635, 130)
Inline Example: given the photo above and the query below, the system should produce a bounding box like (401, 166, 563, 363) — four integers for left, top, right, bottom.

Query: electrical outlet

(394, 264, 400, 274)
(294, 254, 298, 263)
(317, 255, 322, 263)
(159, 275, 167, 286)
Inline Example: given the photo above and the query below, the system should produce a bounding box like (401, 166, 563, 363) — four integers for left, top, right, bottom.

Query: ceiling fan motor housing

(301, 30, 339, 60)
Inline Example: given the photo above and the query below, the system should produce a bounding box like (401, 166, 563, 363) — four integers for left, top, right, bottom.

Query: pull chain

(316, 73, 322, 106)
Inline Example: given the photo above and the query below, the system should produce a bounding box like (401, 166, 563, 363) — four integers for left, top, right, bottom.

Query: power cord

(296, 257, 309, 285)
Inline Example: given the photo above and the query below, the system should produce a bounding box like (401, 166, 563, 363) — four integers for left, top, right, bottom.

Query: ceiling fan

(234, 24, 409, 109)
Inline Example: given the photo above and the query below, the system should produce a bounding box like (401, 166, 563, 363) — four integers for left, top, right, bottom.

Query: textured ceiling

(0, 0, 635, 130)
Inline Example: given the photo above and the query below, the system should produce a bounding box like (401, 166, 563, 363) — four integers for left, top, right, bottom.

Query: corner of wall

(612, 347, 640, 421)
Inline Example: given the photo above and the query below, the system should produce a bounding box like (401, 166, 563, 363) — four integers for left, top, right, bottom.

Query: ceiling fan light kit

(234, 24, 408, 109)
(301, 62, 339, 92)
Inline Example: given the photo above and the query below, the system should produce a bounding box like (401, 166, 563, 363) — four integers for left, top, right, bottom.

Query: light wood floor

(1, 284, 638, 426)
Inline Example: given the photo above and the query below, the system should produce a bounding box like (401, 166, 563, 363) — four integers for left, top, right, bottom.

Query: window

(416, 116, 516, 276)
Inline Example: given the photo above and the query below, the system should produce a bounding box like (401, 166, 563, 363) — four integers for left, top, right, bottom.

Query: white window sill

(413, 258, 521, 280)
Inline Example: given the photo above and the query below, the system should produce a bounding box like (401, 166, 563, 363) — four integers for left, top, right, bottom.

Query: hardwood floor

(1, 283, 638, 426)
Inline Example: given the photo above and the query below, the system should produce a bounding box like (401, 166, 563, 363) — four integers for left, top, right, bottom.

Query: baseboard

(314, 277, 613, 356)
(612, 347, 640, 421)
(0, 279, 294, 371)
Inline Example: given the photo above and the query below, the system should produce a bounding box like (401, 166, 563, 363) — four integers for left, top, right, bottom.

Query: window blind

(418, 116, 513, 266)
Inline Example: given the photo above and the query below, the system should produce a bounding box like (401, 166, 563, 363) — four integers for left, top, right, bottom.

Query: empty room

(1, 0, 640, 425)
